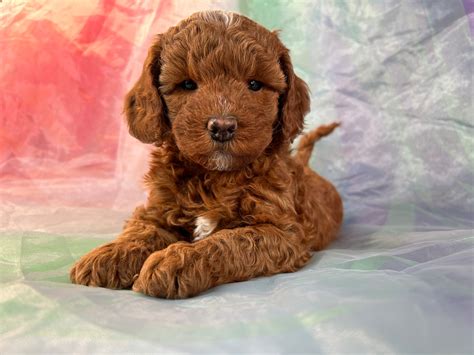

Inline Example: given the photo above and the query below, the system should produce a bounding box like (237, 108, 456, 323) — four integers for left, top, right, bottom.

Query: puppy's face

(125, 11, 309, 171)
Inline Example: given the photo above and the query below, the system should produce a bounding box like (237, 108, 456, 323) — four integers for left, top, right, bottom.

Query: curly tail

(295, 122, 340, 166)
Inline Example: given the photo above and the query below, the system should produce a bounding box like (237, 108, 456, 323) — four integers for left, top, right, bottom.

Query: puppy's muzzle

(207, 116, 237, 143)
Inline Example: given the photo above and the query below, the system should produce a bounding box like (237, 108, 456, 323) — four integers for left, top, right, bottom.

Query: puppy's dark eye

(181, 80, 198, 90)
(248, 80, 263, 91)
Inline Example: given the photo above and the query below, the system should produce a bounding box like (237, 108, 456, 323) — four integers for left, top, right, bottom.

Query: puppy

(70, 11, 343, 299)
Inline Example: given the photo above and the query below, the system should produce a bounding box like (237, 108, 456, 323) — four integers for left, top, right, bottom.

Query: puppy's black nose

(207, 116, 237, 142)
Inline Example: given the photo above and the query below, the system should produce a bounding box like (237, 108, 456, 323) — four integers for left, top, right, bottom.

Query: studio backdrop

(1, 1, 473, 353)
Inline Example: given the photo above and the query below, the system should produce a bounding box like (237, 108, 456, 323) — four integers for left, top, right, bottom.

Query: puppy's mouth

(210, 139, 233, 150)
(206, 139, 245, 171)
(185, 139, 258, 172)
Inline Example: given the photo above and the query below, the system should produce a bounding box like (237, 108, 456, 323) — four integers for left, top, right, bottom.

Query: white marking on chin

(209, 151, 233, 171)
(193, 216, 217, 241)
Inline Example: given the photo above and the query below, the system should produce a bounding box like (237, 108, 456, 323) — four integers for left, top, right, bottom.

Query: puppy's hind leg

(298, 169, 343, 251)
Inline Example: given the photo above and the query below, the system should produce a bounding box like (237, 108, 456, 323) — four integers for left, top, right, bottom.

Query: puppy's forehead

(159, 12, 287, 91)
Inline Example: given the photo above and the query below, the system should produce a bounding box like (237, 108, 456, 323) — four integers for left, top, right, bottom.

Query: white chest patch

(193, 216, 217, 241)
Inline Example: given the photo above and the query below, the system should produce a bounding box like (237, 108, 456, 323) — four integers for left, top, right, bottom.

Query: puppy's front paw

(133, 242, 209, 299)
(70, 241, 149, 289)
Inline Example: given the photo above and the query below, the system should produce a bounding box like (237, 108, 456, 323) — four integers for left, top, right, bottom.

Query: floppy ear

(278, 50, 310, 143)
(124, 36, 168, 144)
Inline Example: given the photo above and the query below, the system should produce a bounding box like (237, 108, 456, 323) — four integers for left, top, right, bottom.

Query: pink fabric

(1, 0, 235, 208)
(1, 1, 171, 180)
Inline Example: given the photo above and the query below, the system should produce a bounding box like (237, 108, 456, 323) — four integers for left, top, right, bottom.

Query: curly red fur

(70, 11, 343, 299)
